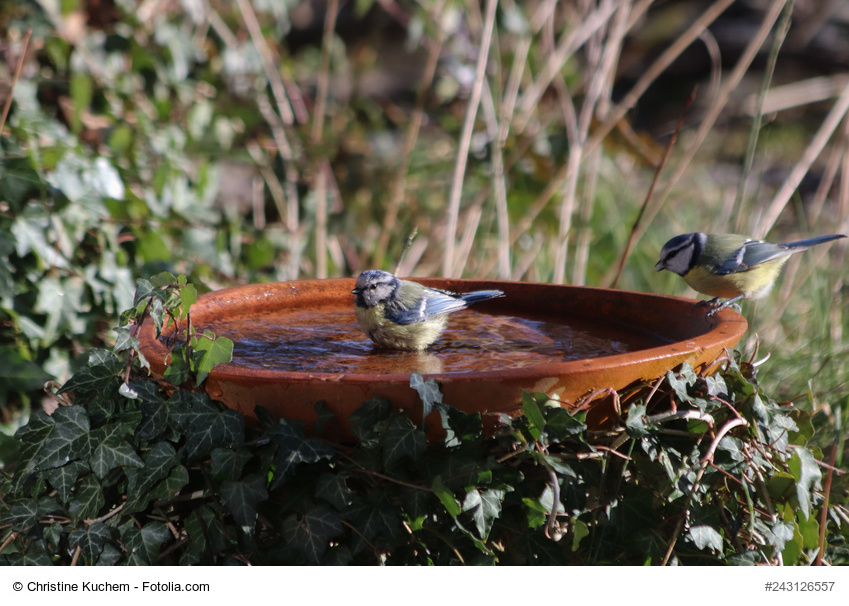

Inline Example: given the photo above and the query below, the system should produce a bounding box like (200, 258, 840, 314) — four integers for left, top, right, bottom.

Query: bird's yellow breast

(355, 304, 449, 350)
(682, 257, 791, 300)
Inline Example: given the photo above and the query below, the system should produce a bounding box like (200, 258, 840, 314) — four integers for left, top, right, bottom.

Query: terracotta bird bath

(137, 278, 747, 438)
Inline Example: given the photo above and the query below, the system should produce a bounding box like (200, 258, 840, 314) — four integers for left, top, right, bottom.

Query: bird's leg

(704, 294, 746, 316)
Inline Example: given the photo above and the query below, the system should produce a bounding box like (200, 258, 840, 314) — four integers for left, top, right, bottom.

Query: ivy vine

(0, 278, 846, 565)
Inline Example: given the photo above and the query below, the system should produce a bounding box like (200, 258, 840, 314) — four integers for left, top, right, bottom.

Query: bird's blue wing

(715, 240, 792, 274)
(384, 291, 467, 325)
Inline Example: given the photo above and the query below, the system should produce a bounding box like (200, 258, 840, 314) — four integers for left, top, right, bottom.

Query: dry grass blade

(758, 77, 849, 237)
(234, 0, 296, 126)
(0, 27, 31, 137)
(610, 89, 695, 289)
(626, 0, 787, 249)
(311, 0, 341, 279)
(443, 0, 498, 278)
(586, 0, 735, 153)
(733, 0, 794, 228)
(376, 1, 445, 270)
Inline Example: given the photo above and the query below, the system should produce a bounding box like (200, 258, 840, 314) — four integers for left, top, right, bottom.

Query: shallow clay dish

(137, 278, 747, 438)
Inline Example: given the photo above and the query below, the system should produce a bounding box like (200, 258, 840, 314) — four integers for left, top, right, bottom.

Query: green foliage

(1, 0, 847, 566)
(2, 298, 846, 564)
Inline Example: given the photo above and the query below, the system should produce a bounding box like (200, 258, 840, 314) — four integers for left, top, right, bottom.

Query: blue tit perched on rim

(352, 270, 505, 351)
(655, 232, 846, 315)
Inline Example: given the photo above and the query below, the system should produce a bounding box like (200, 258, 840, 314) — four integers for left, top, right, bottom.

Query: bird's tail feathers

(459, 290, 505, 305)
(784, 234, 847, 249)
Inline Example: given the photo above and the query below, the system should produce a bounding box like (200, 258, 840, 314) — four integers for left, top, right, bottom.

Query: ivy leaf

(125, 442, 179, 513)
(625, 403, 649, 438)
(180, 283, 197, 319)
(118, 382, 139, 399)
(687, 525, 723, 553)
(149, 271, 177, 289)
(135, 381, 169, 440)
(431, 475, 461, 517)
(181, 505, 226, 565)
(282, 505, 343, 564)
(97, 543, 123, 566)
(788, 447, 822, 520)
(133, 278, 156, 306)
(410, 372, 442, 425)
(545, 407, 587, 441)
(192, 332, 233, 386)
(210, 447, 252, 482)
(5, 499, 38, 532)
(349, 397, 392, 445)
(461, 488, 504, 541)
(68, 522, 111, 563)
(120, 520, 171, 565)
(37, 406, 91, 470)
(59, 352, 123, 395)
(268, 419, 334, 489)
(316, 473, 353, 511)
(90, 426, 144, 479)
(403, 489, 433, 531)
(704, 374, 728, 398)
(44, 460, 88, 503)
(112, 326, 138, 354)
(220, 473, 268, 527)
(346, 496, 401, 544)
(147, 464, 190, 505)
(762, 520, 795, 553)
(0, 345, 52, 392)
(171, 392, 244, 461)
(68, 474, 104, 520)
(437, 403, 482, 447)
(522, 392, 546, 441)
(13, 410, 55, 478)
(382, 414, 426, 466)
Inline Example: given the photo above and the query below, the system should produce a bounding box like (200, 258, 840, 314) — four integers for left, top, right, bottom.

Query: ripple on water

(169, 305, 671, 375)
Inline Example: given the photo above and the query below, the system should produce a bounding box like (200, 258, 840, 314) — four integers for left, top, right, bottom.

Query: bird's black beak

(351, 288, 359, 294)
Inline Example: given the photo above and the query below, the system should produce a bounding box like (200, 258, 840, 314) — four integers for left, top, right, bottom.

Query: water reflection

(179, 306, 668, 374)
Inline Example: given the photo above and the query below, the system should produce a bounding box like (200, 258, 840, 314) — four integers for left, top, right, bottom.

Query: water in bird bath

(173, 303, 672, 375)
(138, 279, 748, 434)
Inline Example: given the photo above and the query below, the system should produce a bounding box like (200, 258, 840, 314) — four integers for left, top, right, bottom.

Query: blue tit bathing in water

(655, 232, 846, 315)
(352, 270, 505, 350)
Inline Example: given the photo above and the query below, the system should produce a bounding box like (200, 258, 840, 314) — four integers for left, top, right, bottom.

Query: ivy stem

(0, 531, 17, 554)
(661, 417, 748, 565)
(544, 467, 562, 541)
(815, 444, 838, 566)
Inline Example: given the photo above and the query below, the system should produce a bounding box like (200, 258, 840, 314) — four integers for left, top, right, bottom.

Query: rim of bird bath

(137, 278, 748, 439)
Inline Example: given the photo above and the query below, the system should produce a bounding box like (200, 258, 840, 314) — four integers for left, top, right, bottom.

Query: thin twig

(86, 502, 126, 525)
(611, 88, 695, 289)
(394, 227, 419, 276)
(0, 27, 31, 137)
(815, 443, 838, 566)
(0, 531, 17, 554)
(544, 467, 562, 541)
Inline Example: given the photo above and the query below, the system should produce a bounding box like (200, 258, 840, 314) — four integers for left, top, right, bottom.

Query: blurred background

(1, 0, 848, 437)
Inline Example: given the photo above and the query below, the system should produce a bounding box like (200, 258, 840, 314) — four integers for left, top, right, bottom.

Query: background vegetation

(1, 0, 847, 564)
